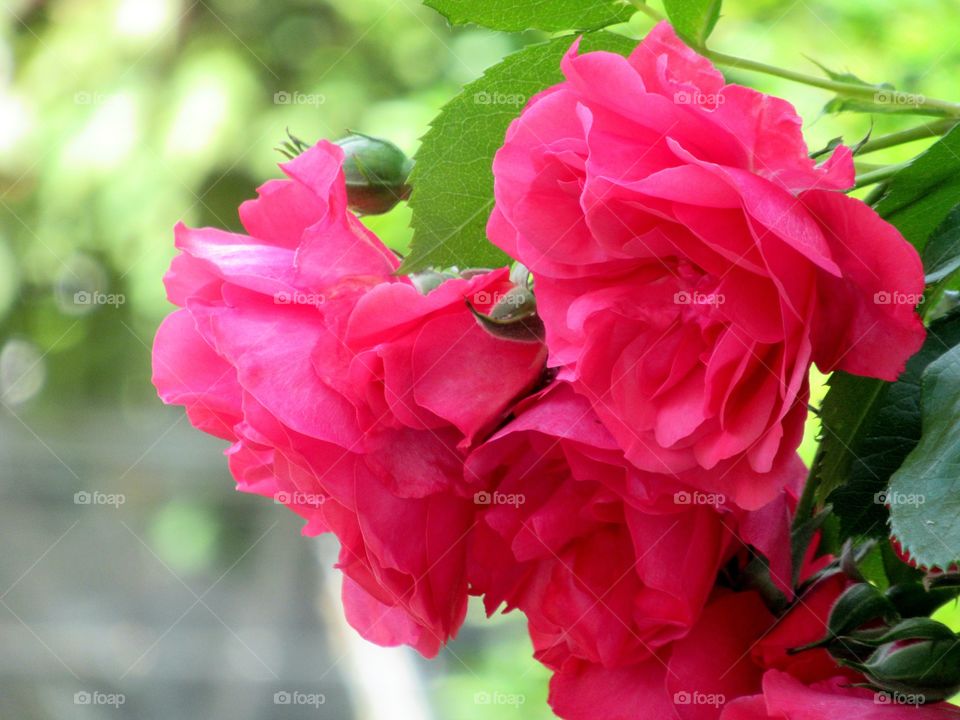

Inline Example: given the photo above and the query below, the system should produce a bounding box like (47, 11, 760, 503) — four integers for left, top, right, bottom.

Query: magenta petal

(341, 576, 443, 658)
(152, 309, 242, 440)
(411, 312, 546, 446)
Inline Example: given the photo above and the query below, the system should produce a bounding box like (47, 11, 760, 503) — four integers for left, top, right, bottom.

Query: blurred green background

(0, 1, 957, 718)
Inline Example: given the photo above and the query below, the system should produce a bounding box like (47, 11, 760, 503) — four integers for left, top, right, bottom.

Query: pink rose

(153, 140, 545, 656)
(720, 671, 960, 719)
(544, 548, 960, 720)
(489, 22, 925, 509)
(466, 382, 800, 675)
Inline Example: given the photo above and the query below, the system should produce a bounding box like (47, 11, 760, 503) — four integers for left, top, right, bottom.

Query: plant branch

(628, 0, 665, 22)
(702, 49, 960, 117)
(627, 2, 960, 118)
(856, 119, 958, 155)
(854, 161, 911, 189)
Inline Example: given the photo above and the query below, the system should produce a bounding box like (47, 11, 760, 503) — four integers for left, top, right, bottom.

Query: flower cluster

(153, 22, 947, 720)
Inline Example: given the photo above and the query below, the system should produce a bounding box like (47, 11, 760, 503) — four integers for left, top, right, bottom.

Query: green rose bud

(791, 583, 899, 654)
(828, 583, 901, 638)
(849, 617, 955, 648)
(849, 639, 960, 702)
(334, 133, 413, 215)
(469, 284, 545, 344)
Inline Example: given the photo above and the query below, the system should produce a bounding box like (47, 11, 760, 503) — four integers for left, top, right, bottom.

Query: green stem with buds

(627, 2, 960, 118)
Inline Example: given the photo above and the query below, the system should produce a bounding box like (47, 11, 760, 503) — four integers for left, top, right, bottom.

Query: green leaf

(423, 0, 634, 32)
(808, 65, 908, 119)
(663, 0, 722, 47)
(821, 94, 929, 117)
(923, 204, 960, 284)
(401, 32, 636, 273)
(874, 127, 960, 251)
(888, 343, 960, 569)
(816, 311, 960, 540)
(805, 57, 879, 87)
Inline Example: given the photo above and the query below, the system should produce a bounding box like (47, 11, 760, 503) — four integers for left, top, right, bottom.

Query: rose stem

(853, 161, 912, 189)
(856, 119, 958, 155)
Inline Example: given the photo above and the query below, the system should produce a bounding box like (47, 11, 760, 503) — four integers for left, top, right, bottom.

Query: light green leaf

(874, 127, 960, 252)
(806, 56, 883, 88)
(889, 343, 960, 569)
(401, 32, 637, 273)
(423, 0, 634, 32)
(821, 94, 929, 117)
(662, 0, 722, 47)
(923, 204, 960, 284)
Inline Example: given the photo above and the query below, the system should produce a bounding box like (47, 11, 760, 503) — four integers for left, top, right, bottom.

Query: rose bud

(790, 582, 899, 654)
(410, 269, 456, 295)
(827, 583, 901, 638)
(849, 617, 956, 648)
(468, 284, 545, 343)
(849, 638, 960, 702)
(334, 133, 413, 214)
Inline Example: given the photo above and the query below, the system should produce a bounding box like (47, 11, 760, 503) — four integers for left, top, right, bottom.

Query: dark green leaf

(888, 343, 960, 570)
(401, 32, 637, 273)
(423, 0, 634, 32)
(663, 0, 722, 47)
(874, 127, 960, 251)
(886, 582, 960, 618)
(923, 204, 960, 284)
(817, 311, 960, 540)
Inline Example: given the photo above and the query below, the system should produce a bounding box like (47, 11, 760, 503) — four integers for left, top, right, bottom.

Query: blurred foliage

(0, 0, 521, 407)
(1, 0, 959, 717)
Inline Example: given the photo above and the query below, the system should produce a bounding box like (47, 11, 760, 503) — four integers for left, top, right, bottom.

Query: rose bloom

(152, 140, 545, 657)
(721, 671, 960, 720)
(466, 381, 799, 676)
(466, 383, 960, 719)
(489, 22, 926, 510)
(551, 578, 960, 720)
